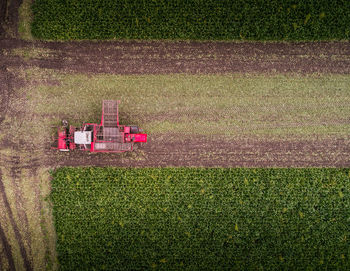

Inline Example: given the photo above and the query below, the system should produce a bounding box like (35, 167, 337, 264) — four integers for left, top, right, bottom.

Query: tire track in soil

(0, 65, 11, 125)
(46, 136, 350, 168)
(0, 0, 22, 38)
(9, 156, 33, 268)
(0, 220, 16, 271)
(0, 169, 33, 271)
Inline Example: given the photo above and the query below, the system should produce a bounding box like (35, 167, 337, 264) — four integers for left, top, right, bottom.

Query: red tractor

(55, 100, 147, 152)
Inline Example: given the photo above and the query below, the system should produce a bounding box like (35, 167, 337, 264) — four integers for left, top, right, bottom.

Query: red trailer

(55, 100, 147, 152)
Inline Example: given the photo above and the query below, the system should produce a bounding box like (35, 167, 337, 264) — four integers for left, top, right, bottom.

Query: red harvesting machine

(55, 100, 147, 152)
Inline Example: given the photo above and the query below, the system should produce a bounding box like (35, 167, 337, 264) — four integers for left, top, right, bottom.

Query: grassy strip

(31, 0, 350, 40)
(23, 70, 350, 139)
(51, 167, 350, 270)
(18, 0, 34, 40)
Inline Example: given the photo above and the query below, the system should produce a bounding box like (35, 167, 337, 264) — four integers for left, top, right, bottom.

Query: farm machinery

(55, 100, 147, 152)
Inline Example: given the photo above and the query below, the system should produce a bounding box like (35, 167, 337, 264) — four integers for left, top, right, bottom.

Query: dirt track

(1, 38, 350, 74)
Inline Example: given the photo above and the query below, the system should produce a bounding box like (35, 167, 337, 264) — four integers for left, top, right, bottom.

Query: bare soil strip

(45, 135, 350, 168)
(1, 39, 350, 74)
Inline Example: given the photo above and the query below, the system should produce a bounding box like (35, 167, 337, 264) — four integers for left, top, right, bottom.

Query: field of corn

(51, 168, 350, 270)
(31, 0, 350, 40)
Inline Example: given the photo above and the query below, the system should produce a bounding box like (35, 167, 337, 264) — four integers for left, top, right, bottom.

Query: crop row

(51, 168, 350, 270)
(31, 0, 350, 40)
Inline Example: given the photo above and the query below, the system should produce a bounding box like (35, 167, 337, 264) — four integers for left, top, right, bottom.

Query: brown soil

(0, 0, 22, 38)
(43, 135, 350, 168)
(1, 39, 350, 74)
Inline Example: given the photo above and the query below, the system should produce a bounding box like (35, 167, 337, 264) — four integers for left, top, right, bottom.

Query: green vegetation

(31, 0, 350, 40)
(51, 168, 350, 270)
(24, 70, 350, 139)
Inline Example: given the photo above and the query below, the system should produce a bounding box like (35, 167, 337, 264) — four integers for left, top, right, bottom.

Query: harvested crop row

(32, 0, 350, 40)
(51, 168, 350, 270)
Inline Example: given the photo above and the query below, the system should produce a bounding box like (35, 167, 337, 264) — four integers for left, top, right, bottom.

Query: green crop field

(51, 168, 350, 270)
(31, 0, 350, 40)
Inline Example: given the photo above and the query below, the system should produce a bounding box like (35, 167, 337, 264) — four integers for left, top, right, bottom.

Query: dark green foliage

(51, 168, 350, 270)
(31, 0, 350, 40)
